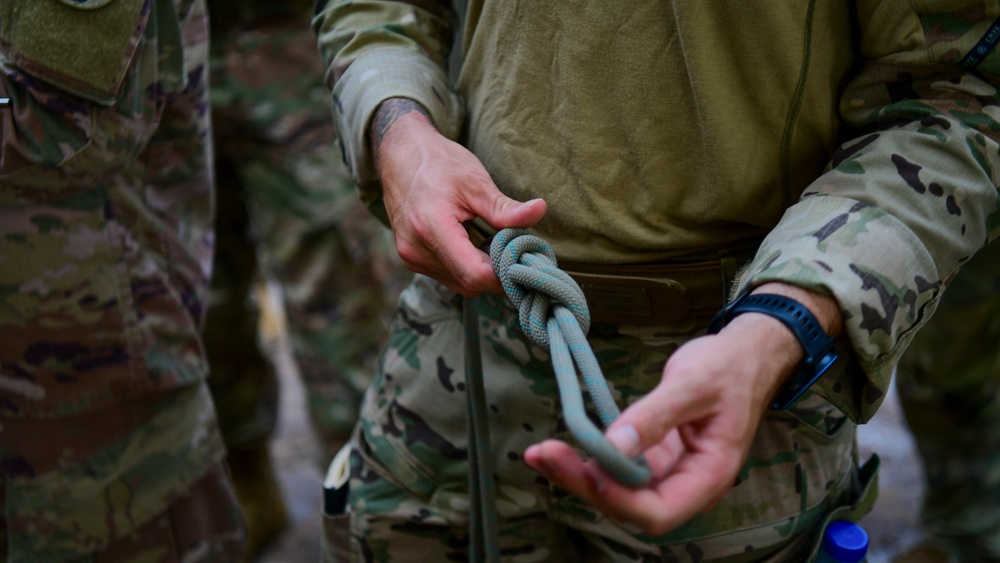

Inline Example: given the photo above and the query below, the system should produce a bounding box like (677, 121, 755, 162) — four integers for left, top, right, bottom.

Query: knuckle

(395, 241, 422, 266)
(452, 269, 478, 291)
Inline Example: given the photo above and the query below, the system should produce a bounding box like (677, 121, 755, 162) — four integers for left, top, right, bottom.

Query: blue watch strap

(707, 292, 838, 409)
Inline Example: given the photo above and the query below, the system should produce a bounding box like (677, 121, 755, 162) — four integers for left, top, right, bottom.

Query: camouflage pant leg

(2, 464, 244, 563)
(0, 382, 245, 562)
(83, 461, 245, 563)
(202, 155, 280, 452)
(341, 275, 862, 562)
(895, 240, 1000, 558)
(206, 19, 407, 461)
(246, 156, 405, 460)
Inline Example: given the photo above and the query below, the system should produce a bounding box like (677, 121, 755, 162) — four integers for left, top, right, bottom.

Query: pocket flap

(0, 0, 150, 104)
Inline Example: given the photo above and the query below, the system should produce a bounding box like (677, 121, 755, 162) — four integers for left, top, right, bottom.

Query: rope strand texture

(490, 228, 651, 487)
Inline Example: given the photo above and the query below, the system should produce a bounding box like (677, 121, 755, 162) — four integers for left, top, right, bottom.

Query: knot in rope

(487, 228, 651, 488)
(464, 228, 651, 562)
(490, 228, 591, 347)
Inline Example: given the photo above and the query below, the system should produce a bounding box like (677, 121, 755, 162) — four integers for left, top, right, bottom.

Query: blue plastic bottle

(816, 520, 869, 563)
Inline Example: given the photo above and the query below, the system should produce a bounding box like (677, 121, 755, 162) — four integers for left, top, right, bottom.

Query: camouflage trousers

(203, 19, 407, 463)
(0, 383, 245, 562)
(329, 273, 875, 562)
(895, 239, 1000, 560)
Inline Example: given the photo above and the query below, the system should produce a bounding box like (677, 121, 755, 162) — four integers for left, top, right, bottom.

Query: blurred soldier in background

(894, 241, 1000, 563)
(205, 0, 407, 556)
(0, 0, 246, 560)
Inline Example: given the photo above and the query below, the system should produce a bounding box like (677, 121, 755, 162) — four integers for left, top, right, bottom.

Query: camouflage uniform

(204, 0, 406, 463)
(203, 1, 406, 556)
(0, 0, 245, 560)
(314, 1, 1000, 561)
(895, 239, 1000, 561)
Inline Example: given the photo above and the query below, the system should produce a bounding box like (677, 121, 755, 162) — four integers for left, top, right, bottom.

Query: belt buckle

(569, 272, 690, 326)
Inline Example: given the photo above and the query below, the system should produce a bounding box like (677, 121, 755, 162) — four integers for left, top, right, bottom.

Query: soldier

(315, 1, 1000, 562)
(0, 0, 245, 560)
(205, 0, 407, 556)
(893, 240, 1000, 563)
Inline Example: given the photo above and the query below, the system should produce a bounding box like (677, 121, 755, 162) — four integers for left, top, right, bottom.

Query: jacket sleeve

(735, 0, 1000, 423)
(312, 0, 463, 199)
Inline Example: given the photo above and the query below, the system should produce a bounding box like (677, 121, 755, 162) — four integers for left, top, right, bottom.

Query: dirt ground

(252, 292, 928, 562)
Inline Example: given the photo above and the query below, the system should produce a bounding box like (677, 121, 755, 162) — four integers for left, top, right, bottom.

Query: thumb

(606, 423, 644, 457)
(482, 195, 548, 230)
(605, 375, 709, 457)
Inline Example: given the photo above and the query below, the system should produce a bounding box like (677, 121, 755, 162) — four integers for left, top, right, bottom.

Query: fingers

(380, 131, 548, 295)
(483, 196, 547, 230)
(521, 336, 759, 536)
(523, 440, 623, 516)
(603, 450, 739, 534)
(523, 440, 577, 484)
(424, 217, 504, 295)
(430, 195, 547, 295)
(604, 334, 751, 462)
(605, 373, 715, 460)
(525, 439, 740, 536)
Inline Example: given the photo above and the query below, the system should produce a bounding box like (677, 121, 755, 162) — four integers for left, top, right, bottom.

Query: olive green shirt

(315, 0, 1000, 421)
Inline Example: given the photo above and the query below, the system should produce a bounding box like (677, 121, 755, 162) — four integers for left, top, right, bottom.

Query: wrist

(368, 98, 435, 168)
(708, 284, 841, 409)
(749, 282, 843, 337)
(719, 313, 805, 405)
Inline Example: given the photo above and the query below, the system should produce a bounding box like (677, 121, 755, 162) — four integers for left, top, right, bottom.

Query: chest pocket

(0, 0, 184, 201)
(0, 0, 149, 104)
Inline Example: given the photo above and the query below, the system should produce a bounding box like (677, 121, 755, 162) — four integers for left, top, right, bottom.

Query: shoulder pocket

(0, 0, 150, 105)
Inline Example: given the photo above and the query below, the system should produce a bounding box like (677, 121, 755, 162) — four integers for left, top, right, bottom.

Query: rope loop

(490, 228, 591, 347)
(487, 227, 651, 488)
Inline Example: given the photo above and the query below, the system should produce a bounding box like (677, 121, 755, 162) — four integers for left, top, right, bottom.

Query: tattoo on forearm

(369, 98, 431, 161)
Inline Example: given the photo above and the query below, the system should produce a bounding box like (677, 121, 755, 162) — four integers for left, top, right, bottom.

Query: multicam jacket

(314, 0, 1000, 422)
(0, 0, 214, 419)
(0, 2, 228, 557)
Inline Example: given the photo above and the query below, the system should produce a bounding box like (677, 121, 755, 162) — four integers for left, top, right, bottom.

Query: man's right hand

(369, 98, 547, 296)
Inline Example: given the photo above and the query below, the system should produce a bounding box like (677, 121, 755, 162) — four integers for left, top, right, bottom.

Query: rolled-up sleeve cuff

(734, 195, 943, 422)
(331, 48, 463, 194)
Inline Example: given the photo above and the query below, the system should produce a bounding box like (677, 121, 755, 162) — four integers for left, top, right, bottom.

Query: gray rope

(463, 228, 652, 561)
(490, 228, 651, 487)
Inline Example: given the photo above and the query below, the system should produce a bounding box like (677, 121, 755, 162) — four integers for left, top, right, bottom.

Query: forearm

(748, 282, 843, 337)
(369, 98, 433, 169)
(739, 73, 1000, 422)
(715, 282, 843, 411)
(313, 0, 463, 191)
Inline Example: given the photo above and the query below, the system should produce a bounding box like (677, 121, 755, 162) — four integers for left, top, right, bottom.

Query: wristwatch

(707, 292, 838, 410)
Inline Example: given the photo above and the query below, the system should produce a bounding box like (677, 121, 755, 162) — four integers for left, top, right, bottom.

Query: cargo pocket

(722, 455, 880, 563)
(357, 275, 471, 499)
